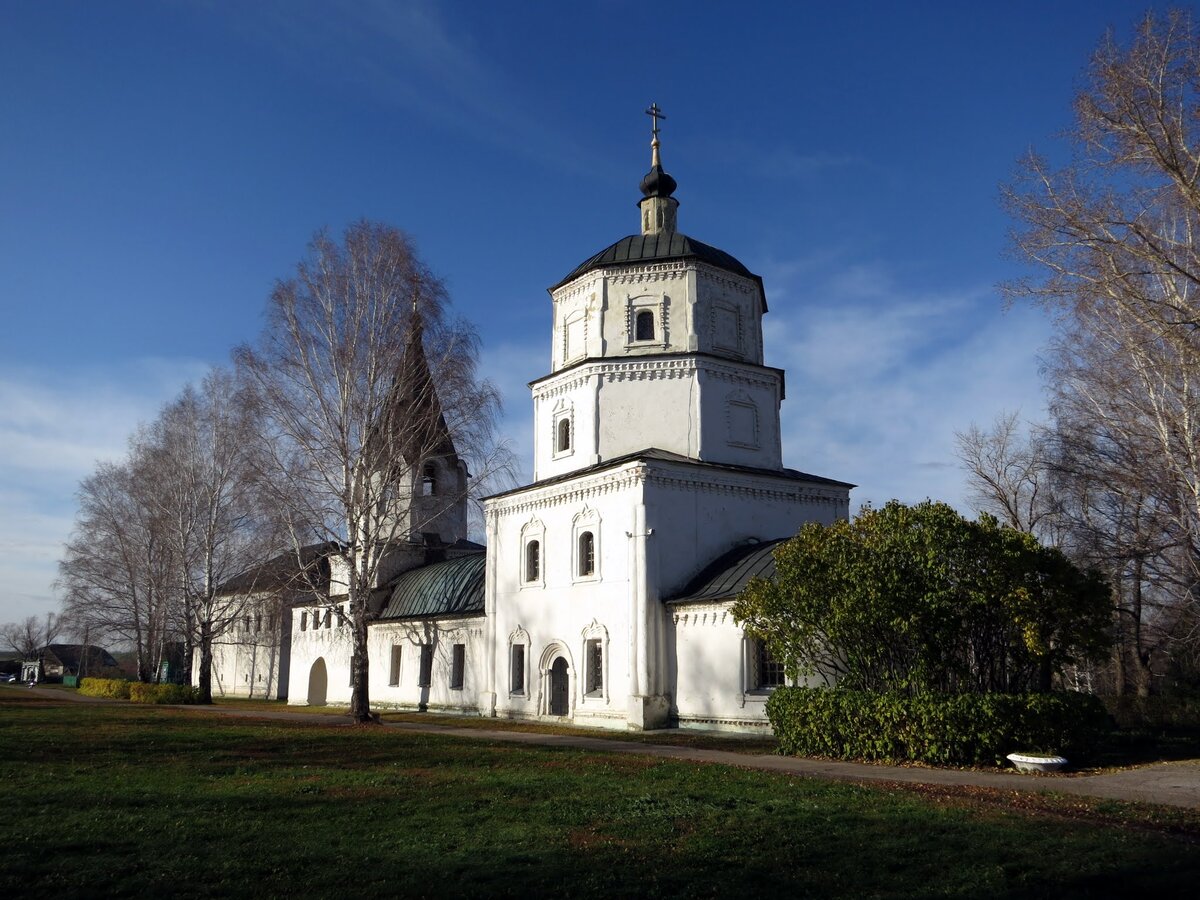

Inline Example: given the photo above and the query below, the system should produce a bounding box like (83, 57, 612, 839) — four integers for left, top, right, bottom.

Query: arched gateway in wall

(307, 657, 328, 706)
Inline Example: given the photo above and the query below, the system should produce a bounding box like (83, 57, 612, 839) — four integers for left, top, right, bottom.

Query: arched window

(557, 417, 571, 453)
(578, 531, 595, 577)
(525, 540, 541, 582)
(422, 463, 437, 496)
(635, 309, 655, 341)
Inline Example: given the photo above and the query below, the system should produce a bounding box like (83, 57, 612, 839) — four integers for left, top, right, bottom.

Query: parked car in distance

(2, 674, 18, 683)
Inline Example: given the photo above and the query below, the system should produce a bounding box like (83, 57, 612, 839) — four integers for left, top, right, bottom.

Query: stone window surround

(551, 400, 574, 460)
(579, 619, 609, 705)
(624, 293, 668, 351)
(508, 625, 530, 698)
(571, 506, 601, 583)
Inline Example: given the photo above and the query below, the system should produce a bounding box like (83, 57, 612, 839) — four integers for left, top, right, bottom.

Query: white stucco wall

(369, 616, 486, 713)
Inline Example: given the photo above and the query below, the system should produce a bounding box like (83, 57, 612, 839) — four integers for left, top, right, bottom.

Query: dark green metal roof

(378, 553, 486, 620)
(667, 538, 789, 604)
(552, 232, 759, 291)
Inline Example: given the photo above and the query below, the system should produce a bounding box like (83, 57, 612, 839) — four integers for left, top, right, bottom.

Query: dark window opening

(526, 540, 540, 582)
(586, 640, 603, 695)
(635, 310, 655, 341)
(756, 640, 785, 689)
(578, 531, 595, 577)
(450, 643, 465, 690)
(388, 645, 401, 686)
(422, 463, 437, 496)
(418, 644, 433, 687)
(510, 644, 525, 694)
(557, 417, 571, 453)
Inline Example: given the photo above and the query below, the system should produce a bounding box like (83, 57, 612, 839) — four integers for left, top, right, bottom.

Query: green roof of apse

(378, 552, 486, 620)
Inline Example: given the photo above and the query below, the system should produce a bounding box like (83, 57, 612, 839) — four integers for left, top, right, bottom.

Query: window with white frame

(585, 640, 603, 696)
(635, 309, 655, 341)
(525, 540, 541, 582)
(388, 644, 402, 686)
(572, 507, 601, 582)
(449, 643, 465, 690)
(625, 294, 667, 348)
(751, 639, 785, 690)
(578, 531, 595, 577)
(579, 619, 608, 703)
(520, 517, 546, 587)
(551, 401, 574, 459)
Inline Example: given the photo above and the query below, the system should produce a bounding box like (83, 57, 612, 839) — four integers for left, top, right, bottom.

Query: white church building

(206, 113, 851, 732)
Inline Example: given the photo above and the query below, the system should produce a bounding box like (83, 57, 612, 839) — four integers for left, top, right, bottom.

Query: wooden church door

(550, 657, 569, 716)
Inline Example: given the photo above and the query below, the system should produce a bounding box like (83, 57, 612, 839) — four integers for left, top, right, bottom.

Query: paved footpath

(17, 685, 1200, 810)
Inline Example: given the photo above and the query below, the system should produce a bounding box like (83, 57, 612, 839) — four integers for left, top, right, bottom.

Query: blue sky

(0, 0, 1166, 623)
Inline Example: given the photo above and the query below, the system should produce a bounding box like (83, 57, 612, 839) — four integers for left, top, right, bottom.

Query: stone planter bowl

(1006, 752, 1068, 773)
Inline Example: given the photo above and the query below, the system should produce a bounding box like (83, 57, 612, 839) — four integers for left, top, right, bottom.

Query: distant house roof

(42, 643, 118, 672)
(216, 542, 338, 596)
(378, 552, 486, 621)
(667, 538, 789, 605)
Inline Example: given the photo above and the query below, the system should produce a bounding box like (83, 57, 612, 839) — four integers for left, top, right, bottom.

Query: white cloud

(764, 261, 1052, 515)
(0, 358, 209, 624)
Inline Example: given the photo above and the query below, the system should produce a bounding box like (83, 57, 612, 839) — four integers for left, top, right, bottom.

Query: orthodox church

(205, 111, 852, 732)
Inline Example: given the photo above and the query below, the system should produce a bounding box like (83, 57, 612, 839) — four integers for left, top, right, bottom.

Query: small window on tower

(557, 418, 571, 453)
(635, 309, 655, 341)
(422, 463, 437, 496)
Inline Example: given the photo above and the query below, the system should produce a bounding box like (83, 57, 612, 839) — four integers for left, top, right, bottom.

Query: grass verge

(1, 692, 1198, 897)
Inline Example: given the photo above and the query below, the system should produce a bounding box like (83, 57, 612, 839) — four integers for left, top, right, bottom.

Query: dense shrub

(1102, 693, 1200, 728)
(128, 683, 201, 705)
(766, 687, 1110, 766)
(78, 677, 131, 699)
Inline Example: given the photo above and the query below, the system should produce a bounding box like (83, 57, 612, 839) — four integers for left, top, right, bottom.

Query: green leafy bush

(767, 687, 1110, 765)
(77, 677, 131, 699)
(128, 683, 201, 705)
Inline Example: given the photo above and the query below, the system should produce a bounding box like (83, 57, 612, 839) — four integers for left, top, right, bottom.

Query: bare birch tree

(146, 368, 281, 703)
(235, 221, 506, 722)
(58, 452, 182, 682)
(1004, 9, 1200, 693)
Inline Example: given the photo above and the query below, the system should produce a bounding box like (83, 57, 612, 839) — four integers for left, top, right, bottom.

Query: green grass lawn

(2, 692, 1198, 898)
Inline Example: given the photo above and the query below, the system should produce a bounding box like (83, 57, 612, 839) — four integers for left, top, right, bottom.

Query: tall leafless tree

(58, 450, 182, 683)
(1004, 9, 1200, 694)
(236, 221, 507, 722)
(955, 411, 1060, 540)
(146, 368, 282, 702)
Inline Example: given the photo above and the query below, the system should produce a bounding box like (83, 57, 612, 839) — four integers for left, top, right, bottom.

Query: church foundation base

(626, 694, 670, 730)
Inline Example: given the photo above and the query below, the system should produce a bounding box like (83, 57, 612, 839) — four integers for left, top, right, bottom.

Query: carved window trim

(624, 293, 669, 350)
(508, 625, 530, 698)
(551, 399, 574, 460)
(571, 506, 601, 583)
(579, 619, 609, 705)
(520, 517, 546, 588)
(561, 309, 588, 364)
(710, 303, 744, 356)
(726, 390, 761, 450)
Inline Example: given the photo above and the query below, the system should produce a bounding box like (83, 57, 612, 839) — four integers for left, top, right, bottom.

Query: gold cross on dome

(645, 102, 666, 139)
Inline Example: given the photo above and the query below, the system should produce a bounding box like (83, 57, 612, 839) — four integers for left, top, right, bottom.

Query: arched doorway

(307, 657, 328, 706)
(550, 657, 569, 716)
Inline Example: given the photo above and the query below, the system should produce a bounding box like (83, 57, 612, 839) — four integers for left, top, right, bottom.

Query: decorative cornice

(486, 465, 647, 519)
(531, 355, 782, 400)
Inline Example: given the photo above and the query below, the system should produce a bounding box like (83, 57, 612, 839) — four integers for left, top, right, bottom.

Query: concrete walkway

(14, 684, 1200, 810)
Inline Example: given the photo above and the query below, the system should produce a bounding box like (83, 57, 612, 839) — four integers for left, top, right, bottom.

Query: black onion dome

(639, 164, 677, 199)
(551, 232, 760, 293)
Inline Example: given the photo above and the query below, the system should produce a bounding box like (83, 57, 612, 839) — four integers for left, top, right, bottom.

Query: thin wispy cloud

(763, 260, 1051, 515)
